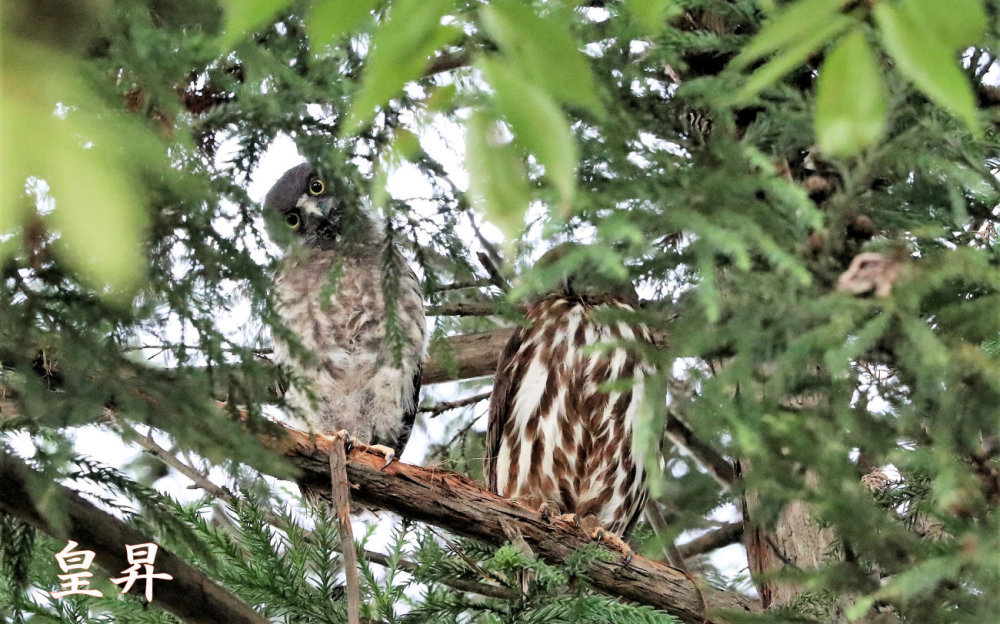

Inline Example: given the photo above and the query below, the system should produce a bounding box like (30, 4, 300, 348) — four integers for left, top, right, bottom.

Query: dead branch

(0, 451, 266, 624)
(267, 429, 759, 624)
(330, 438, 361, 624)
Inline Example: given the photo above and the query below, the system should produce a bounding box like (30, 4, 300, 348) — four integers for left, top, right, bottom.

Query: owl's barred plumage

(265, 163, 425, 457)
(486, 255, 657, 539)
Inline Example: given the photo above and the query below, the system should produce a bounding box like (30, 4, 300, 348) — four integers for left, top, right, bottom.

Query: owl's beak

(296, 196, 330, 219)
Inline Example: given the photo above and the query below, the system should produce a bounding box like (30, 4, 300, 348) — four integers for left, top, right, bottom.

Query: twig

(428, 302, 512, 317)
(644, 500, 688, 569)
(466, 212, 503, 272)
(430, 415, 485, 464)
(364, 550, 516, 599)
(330, 437, 361, 624)
(133, 425, 235, 501)
(420, 392, 491, 417)
(122, 344, 274, 355)
(424, 51, 471, 77)
(477, 252, 509, 293)
(426, 525, 507, 588)
(433, 279, 492, 292)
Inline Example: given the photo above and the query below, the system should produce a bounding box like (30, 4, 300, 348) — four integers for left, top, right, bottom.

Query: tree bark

(422, 328, 515, 384)
(268, 428, 759, 624)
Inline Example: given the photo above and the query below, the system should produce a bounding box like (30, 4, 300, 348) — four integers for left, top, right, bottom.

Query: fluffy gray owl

(263, 163, 425, 465)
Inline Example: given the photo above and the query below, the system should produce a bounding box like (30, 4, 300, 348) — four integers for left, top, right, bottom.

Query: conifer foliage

(3, 0, 1000, 622)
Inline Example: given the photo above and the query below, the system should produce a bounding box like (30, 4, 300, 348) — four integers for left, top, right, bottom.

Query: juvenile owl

(263, 163, 425, 465)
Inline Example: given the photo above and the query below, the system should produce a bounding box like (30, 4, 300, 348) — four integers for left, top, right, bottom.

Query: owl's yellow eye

(308, 179, 325, 196)
(285, 212, 301, 229)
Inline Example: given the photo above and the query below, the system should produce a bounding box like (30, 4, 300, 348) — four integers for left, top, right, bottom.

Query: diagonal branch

(122, 416, 517, 601)
(666, 410, 737, 488)
(267, 429, 759, 624)
(0, 451, 266, 624)
(677, 522, 744, 559)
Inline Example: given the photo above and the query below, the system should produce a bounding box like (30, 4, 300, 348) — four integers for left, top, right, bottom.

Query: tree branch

(419, 391, 491, 417)
(330, 438, 361, 624)
(0, 451, 266, 624)
(422, 329, 515, 384)
(665, 410, 737, 488)
(677, 522, 744, 559)
(267, 429, 759, 624)
(428, 302, 514, 317)
(126, 423, 516, 601)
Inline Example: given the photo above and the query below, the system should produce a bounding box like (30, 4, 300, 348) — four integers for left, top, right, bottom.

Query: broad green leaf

(479, 0, 602, 117)
(47, 140, 148, 299)
(465, 112, 531, 239)
(219, 0, 290, 49)
(623, 0, 680, 36)
(737, 15, 852, 102)
(0, 107, 30, 263)
(815, 29, 887, 156)
(908, 0, 986, 49)
(306, 0, 376, 48)
(478, 57, 577, 211)
(2, 42, 152, 299)
(732, 0, 845, 69)
(874, 3, 979, 134)
(344, 0, 460, 134)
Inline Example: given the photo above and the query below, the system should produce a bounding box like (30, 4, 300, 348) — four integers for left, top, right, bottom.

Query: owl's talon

(588, 527, 634, 567)
(332, 429, 362, 454)
(368, 444, 398, 470)
(537, 502, 561, 522)
(555, 512, 580, 528)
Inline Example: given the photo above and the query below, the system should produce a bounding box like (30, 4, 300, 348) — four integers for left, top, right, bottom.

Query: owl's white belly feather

(273, 246, 425, 449)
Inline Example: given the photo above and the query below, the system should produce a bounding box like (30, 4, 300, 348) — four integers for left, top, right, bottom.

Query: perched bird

(485, 244, 659, 553)
(263, 163, 425, 465)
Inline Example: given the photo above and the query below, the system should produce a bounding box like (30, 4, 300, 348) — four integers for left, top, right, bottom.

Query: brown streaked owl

(263, 163, 425, 465)
(485, 244, 658, 548)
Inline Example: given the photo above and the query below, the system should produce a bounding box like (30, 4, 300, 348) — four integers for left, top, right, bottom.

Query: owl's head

(529, 242, 639, 304)
(263, 163, 350, 250)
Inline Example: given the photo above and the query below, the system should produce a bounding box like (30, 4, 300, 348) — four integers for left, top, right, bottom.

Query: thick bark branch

(422, 329, 515, 384)
(267, 429, 758, 624)
(0, 451, 266, 624)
